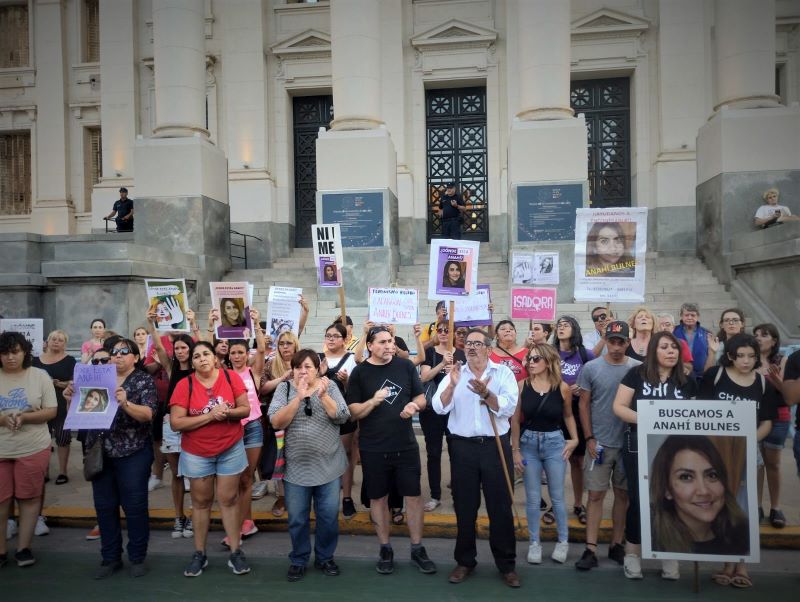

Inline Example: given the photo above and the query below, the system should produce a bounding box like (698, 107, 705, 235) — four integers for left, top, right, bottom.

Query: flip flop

(711, 572, 732, 586)
(55, 474, 69, 485)
(574, 505, 587, 525)
(730, 573, 753, 589)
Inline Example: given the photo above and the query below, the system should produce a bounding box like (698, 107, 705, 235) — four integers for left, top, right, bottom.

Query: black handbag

(83, 434, 105, 481)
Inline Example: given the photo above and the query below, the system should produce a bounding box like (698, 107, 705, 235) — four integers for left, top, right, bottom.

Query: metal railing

(230, 229, 262, 269)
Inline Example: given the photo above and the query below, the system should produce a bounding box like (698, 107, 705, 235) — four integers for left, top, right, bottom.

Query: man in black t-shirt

(778, 350, 800, 476)
(105, 187, 134, 232)
(346, 326, 436, 576)
(438, 182, 465, 240)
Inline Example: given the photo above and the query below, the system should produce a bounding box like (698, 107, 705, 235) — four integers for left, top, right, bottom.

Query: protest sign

(144, 279, 190, 333)
(453, 285, 492, 327)
(428, 239, 480, 299)
(573, 207, 647, 302)
(0, 319, 43, 356)
(64, 364, 118, 430)
(266, 286, 302, 340)
(511, 252, 559, 286)
(312, 224, 344, 288)
(510, 288, 557, 322)
(210, 281, 252, 339)
(368, 288, 418, 325)
(638, 399, 758, 563)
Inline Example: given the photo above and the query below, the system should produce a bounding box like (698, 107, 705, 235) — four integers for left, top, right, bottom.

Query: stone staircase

(199, 245, 741, 349)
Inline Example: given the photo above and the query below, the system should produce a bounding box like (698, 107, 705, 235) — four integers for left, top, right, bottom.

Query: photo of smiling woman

(78, 388, 109, 413)
(220, 298, 246, 328)
(650, 434, 749, 556)
(441, 260, 466, 289)
(585, 222, 636, 278)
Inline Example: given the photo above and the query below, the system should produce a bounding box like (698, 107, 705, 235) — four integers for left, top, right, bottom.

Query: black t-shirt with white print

(699, 366, 779, 424)
(346, 356, 423, 453)
(620, 366, 698, 431)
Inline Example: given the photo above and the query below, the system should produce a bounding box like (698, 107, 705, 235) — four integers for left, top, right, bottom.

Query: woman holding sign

(0, 332, 57, 568)
(613, 331, 697, 581)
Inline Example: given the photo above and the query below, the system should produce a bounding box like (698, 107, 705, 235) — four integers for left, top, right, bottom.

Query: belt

(449, 433, 509, 444)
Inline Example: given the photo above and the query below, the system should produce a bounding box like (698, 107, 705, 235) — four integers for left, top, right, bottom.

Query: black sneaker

(228, 549, 251, 575)
(130, 562, 147, 578)
(0, 554, 7, 568)
(14, 548, 35, 567)
(608, 543, 625, 565)
(314, 559, 340, 576)
(94, 559, 123, 580)
(342, 497, 357, 520)
(575, 548, 598, 571)
(410, 546, 437, 574)
(171, 516, 185, 539)
(184, 551, 208, 577)
(376, 547, 394, 574)
(287, 564, 305, 582)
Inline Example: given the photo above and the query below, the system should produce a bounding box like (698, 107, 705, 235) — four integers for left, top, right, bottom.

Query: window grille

(85, 127, 102, 210)
(0, 132, 32, 215)
(85, 0, 99, 62)
(0, 5, 30, 68)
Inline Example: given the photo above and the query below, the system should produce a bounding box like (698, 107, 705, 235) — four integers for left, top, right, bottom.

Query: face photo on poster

(210, 282, 253, 339)
(637, 399, 758, 563)
(319, 258, 340, 286)
(312, 223, 344, 288)
(428, 239, 480, 299)
(144, 279, 190, 333)
(77, 387, 110, 413)
(0, 319, 44, 356)
(585, 221, 636, 278)
(64, 363, 119, 430)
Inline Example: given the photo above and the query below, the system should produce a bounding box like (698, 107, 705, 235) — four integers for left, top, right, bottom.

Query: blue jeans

(91, 444, 153, 564)
(284, 477, 341, 567)
(520, 429, 567, 542)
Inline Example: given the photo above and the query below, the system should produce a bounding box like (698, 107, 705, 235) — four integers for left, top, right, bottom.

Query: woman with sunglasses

(66, 338, 158, 578)
(420, 321, 466, 512)
(512, 344, 578, 564)
(169, 340, 251, 578)
(490, 320, 529, 382)
(269, 349, 350, 581)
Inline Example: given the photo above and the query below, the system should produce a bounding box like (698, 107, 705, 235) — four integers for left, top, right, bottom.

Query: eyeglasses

(592, 313, 607, 322)
(303, 396, 312, 417)
(324, 334, 343, 340)
(91, 357, 111, 365)
(110, 348, 133, 357)
(464, 340, 486, 349)
(722, 318, 742, 325)
(527, 356, 543, 363)
(436, 327, 449, 334)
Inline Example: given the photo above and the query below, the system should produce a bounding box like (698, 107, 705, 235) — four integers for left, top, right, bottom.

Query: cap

(119, 187, 128, 193)
(605, 320, 630, 340)
(445, 181, 456, 188)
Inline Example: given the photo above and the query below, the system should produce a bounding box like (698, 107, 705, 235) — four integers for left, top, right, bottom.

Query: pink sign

(510, 287, 557, 321)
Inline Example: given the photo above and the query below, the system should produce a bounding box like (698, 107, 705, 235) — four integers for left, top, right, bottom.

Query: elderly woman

(626, 307, 657, 362)
(66, 337, 157, 579)
(0, 332, 57, 568)
(269, 349, 350, 582)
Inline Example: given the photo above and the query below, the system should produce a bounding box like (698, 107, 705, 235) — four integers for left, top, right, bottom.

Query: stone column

(30, 0, 74, 234)
(714, 0, 780, 110)
(516, 0, 573, 121)
(152, 0, 208, 138)
(329, 0, 382, 130)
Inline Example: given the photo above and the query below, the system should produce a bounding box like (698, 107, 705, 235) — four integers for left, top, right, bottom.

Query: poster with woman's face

(210, 281, 253, 339)
(638, 400, 758, 562)
(428, 239, 480, 299)
(64, 364, 119, 430)
(144, 279, 190, 333)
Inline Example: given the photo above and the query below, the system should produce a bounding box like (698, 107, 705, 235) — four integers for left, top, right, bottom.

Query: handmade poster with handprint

(144, 279, 190, 333)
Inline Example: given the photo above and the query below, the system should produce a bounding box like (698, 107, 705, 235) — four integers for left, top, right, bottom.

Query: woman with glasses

(65, 338, 158, 578)
(704, 308, 747, 372)
(169, 340, 251, 578)
(512, 344, 578, 564)
(490, 320, 529, 382)
(420, 321, 466, 512)
(269, 349, 350, 582)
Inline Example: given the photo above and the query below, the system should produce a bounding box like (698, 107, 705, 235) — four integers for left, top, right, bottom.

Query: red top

(169, 369, 247, 457)
(144, 335, 174, 404)
(678, 339, 693, 364)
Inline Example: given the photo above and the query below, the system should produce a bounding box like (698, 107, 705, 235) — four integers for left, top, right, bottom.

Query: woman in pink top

(80, 319, 107, 363)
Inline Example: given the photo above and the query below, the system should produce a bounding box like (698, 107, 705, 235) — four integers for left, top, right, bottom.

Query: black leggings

(419, 409, 450, 500)
(621, 430, 641, 545)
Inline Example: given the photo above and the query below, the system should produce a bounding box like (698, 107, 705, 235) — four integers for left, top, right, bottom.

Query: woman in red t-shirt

(169, 341, 251, 577)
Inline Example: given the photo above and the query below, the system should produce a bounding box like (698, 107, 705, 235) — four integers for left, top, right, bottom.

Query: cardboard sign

(64, 364, 119, 430)
(453, 285, 492, 327)
(428, 239, 480, 299)
(510, 288, 557, 322)
(144, 278, 190, 333)
(312, 223, 344, 288)
(210, 281, 253, 339)
(0, 319, 43, 356)
(368, 288, 418, 325)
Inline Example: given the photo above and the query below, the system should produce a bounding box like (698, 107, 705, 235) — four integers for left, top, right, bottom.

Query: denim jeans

(284, 477, 341, 566)
(91, 444, 153, 564)
(520, 429, 568, 543)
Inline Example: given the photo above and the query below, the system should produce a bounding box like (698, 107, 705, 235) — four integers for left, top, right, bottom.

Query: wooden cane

(487, 409, 524, 534)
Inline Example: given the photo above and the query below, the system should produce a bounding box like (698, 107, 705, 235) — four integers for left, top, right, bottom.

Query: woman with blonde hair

(626, 307, 657, 362)
(512, 343, 578, 565)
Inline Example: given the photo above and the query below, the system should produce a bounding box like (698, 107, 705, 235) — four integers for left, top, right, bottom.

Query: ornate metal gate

(426, 87, 489, 242)
(570, 78, 631, 208)
(293, 95, 333, 248)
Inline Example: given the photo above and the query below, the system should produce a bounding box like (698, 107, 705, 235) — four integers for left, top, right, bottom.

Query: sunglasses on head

(91, 357, 111, 365)
(592, 313, 608, 322)
(368, 326, 391, 341)
(303, 396, 312, 417)
(110, 348, 133, 357)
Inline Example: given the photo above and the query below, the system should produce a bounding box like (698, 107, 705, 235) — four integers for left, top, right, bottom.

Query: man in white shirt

(432, 329, 520, 588)
(753, 187, 799, 228)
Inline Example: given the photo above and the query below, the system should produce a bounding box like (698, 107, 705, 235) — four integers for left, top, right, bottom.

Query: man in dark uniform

(105, 187, 134, 232)
(438, 182, 465, 240)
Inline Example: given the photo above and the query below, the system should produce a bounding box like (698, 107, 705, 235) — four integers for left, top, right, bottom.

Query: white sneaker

(623, 554, 644, 579)
(527, 541, 542, 564)
(147, 475, 163, 492)
(423, 499, 441, 512)
(34, 515, 50, 536)
(661, 559, 680, 580)
(6, 518, 18, 540)
(251, 480, 269, 500)
(551, 541, 569, 564)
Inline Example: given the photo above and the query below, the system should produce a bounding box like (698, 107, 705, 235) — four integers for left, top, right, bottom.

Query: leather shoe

(501, 571, 521, 588)
(448, 565, 474, 584)
(314, 559, 340, 576)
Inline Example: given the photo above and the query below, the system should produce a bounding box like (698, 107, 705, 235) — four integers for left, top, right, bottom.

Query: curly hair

(0, 331, 33, 369)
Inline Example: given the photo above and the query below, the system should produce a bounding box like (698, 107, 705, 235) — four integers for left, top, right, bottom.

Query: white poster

(453, 284, 492, 327)
(427, 238, 480, 300)
(573, 207, 647, 302)
(312, 223, 344, 288)
(266, 286, 303, 340)
(638, 399, 758, 563)
(0, 319, 44, 356)
(511, 251, 559, 285)
(368, 288, 418, 325)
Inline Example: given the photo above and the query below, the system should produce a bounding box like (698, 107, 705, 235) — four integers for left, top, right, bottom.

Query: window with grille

(0, 132, 32, 215)
(0, 4, 30, 68)
(85, 127, 102, 211)
(84, 0, 100, 63)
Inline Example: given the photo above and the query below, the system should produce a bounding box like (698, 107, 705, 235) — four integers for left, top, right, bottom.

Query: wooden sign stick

(338, 287, 347, 326)
(448, 300, 456, 352)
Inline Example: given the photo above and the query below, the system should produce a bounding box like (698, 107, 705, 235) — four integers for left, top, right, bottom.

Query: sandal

(730, 572, 753, 589)
(391, 508, 405, 525)
(55, 474, 69, 485)
(271, 495, 286, 517)
(574, 505, 587, 525)
(712, 572, 732, 586)
(769, 508, 786, 529)
(542, 507, 556, 525)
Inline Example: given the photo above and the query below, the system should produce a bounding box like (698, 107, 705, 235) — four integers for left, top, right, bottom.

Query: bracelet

(512, 447, 519, 452)
(207, 329, 214, 333)
(586, 435, 596, 441)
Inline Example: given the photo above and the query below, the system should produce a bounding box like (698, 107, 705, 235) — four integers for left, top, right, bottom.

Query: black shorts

(360, 448, 421, 500)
